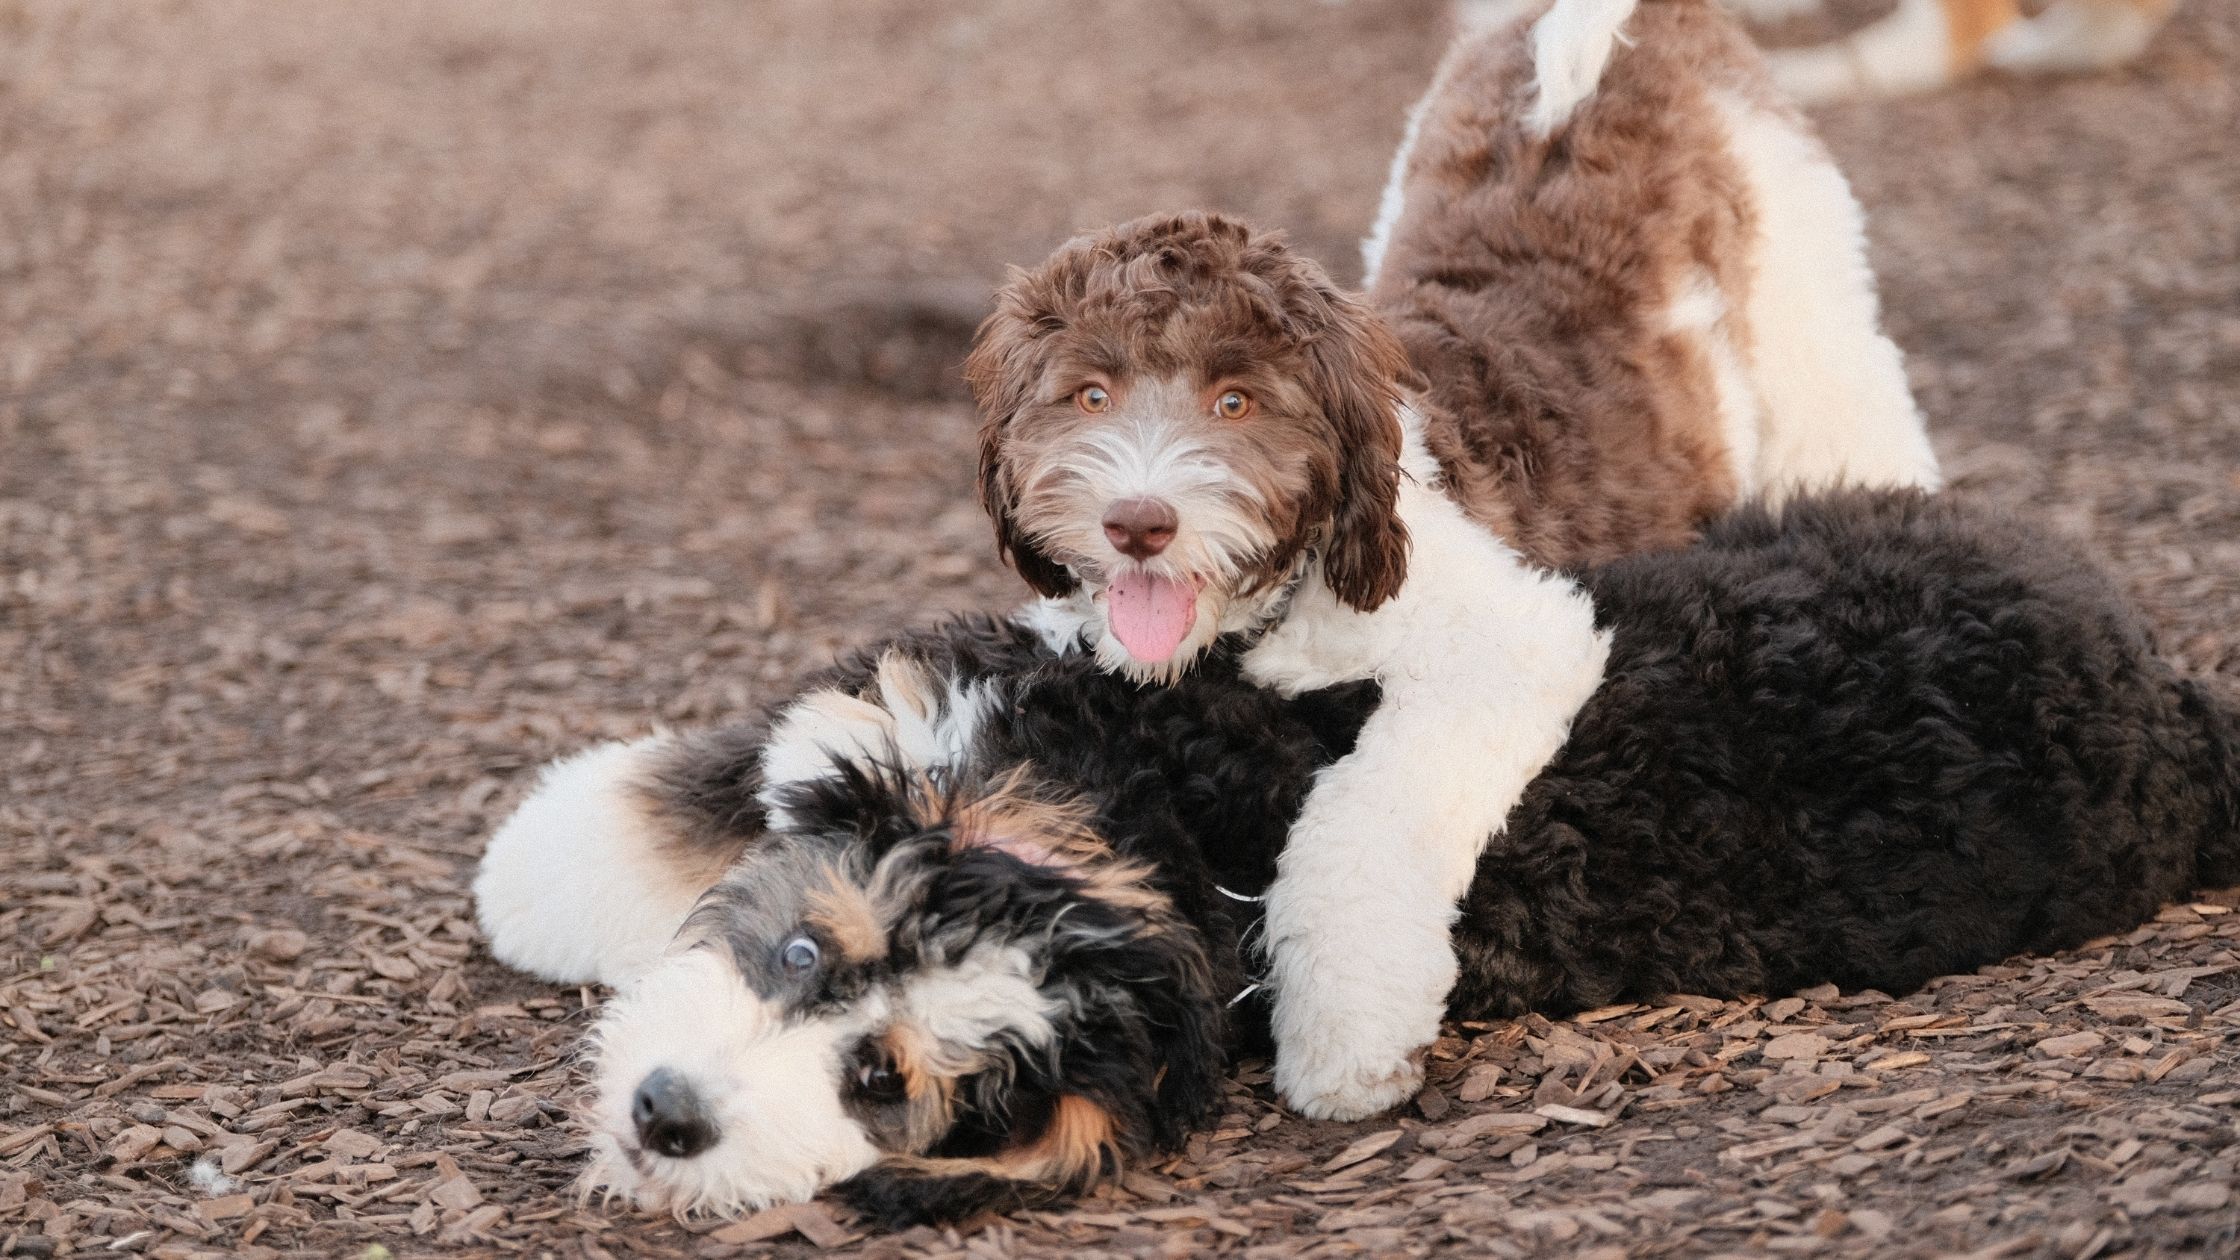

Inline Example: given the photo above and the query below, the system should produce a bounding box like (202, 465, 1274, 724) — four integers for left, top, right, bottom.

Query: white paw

(1264, 915, 1450, 1122)
(1276, 1037, 1427, 1122)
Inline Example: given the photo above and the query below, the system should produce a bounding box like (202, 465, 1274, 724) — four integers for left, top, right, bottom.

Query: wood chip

(198, 1194, 256, 1221)
(427, 1174, 482, 1211)
(1762, 1032, 1830, 1061)
(1854, 1125, 1909, 1151)
(324, 1128, 383, 1159)
(1323, 1128, 1405, 1172)
(1455, 1064, 1505, 1103)
(108, 1125, 163, 1163)
(2034, 1031, 2105, 1058)
(1534, 1104, 1614, 1128)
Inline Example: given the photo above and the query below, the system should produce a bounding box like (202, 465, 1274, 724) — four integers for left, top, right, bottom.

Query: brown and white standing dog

(972, 0, 1937, 1119)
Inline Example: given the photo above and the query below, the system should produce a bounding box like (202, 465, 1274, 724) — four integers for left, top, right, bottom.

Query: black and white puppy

(475, 490, 2240, 1226)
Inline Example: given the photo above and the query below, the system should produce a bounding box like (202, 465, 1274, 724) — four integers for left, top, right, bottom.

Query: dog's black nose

(1103, 497, 1178, 559)
(632, 1068, 718, 1159)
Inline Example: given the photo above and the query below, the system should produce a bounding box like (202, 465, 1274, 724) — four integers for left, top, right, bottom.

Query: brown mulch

(3, 2, 2237, 1257)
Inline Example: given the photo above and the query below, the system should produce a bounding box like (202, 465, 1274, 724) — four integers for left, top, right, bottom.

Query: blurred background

(2, 1, 2236, 1254)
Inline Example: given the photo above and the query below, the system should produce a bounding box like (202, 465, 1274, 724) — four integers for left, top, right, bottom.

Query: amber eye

(1076, 385, 1111, 414)
(1214, 390, 1253, 420)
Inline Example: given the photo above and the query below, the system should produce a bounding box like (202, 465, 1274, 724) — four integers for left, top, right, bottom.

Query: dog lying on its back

(476, 490, 2240, 1224)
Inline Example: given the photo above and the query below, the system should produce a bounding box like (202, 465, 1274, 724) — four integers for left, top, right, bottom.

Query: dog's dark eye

(779, 935, 820, 975)
(1214, 389, 1252, 420)
(851, 1043, 907, 1105)
(1076, 384, 1111, 414)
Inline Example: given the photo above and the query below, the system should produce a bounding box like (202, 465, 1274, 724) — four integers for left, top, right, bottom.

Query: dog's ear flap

(966, 292, 1080, 600)
(837, 1094, 1121, 1229)
(1046, 875, 1230, 1152)
(1304, 289, 1411, 611)
(838, 1164, 1042, 1231)
(1126, 922, 1229, 1149)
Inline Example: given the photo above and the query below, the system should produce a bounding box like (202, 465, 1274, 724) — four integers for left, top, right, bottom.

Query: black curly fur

(652, 490, 2240, 1224)
(892, 493, 2240, 1027)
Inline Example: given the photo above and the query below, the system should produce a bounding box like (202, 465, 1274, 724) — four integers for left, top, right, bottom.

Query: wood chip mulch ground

(4, 2, 2237, 1256)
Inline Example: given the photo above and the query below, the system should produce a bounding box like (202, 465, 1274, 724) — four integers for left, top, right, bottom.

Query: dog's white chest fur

(1241, 439, 1610, 1119)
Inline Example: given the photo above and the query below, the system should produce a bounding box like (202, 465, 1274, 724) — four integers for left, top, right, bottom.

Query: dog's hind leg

(475, 736, 739, 989)
(1713, 91, 1942, 500)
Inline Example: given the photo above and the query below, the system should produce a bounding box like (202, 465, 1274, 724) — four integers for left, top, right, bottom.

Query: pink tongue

(1107, 572, 1198, 662)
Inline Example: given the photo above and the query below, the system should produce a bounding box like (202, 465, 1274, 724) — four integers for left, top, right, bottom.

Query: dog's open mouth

(1105, 570, 1204, 662)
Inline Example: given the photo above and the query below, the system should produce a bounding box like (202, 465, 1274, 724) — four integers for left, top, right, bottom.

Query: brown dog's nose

(1102, 497, 1178, 560)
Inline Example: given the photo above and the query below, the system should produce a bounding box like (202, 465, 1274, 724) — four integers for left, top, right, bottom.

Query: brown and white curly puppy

(985, 0, 1940, 1122)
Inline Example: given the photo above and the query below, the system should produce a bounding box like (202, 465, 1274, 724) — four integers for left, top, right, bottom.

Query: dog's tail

(1523, 0, 1644, 136)
(2183, 678, 2240, 891)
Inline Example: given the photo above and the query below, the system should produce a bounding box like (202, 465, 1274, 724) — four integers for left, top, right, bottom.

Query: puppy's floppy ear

(966, 287, 1079, 600)
(1301, 284, 1411, 611)
(838, 1094, 1121, 1229)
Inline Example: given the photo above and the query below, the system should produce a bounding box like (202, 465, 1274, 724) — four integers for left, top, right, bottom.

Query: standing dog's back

(1366, 0, 1940, 569)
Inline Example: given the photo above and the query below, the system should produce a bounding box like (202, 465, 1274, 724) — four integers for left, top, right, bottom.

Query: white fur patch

(1361, 75, 1442, 289)
(474, 737, 707, 990)
(1242, 467, 1610, 1120)
(1015, 596, 1091, 656)
(758, 658, 996, 829)
(1712, 90, 1942, 499)
(1664, 268, 1764, 492)
(891, 944, 1060, 1072)
(583, 949, 882, 1215)
(1526, 0, 1640, 136)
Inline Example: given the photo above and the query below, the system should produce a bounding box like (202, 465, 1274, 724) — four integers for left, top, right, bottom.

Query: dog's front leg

(1244, 486, 1607, 1120)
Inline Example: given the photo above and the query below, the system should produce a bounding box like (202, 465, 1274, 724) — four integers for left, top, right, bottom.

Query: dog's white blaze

(1663, 268, 1764, 495)
(1032, 400, 1273, 578)
(1242, 429, 1611, 1120)
(585, 949, 881, 1216)
(1712, 90, 1941, 500)
(474, 737, 703, 990)
(1526, 0, 1640, 136)
(1022, 376, 1288, 684)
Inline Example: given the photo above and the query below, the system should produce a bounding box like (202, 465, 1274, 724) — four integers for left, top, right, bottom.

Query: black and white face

(579, 772, 1227, 1226)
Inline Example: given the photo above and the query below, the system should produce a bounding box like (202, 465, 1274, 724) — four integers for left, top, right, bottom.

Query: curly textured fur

(480, 490, 2238, 1225)
(969, 0, 1937, 1119)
